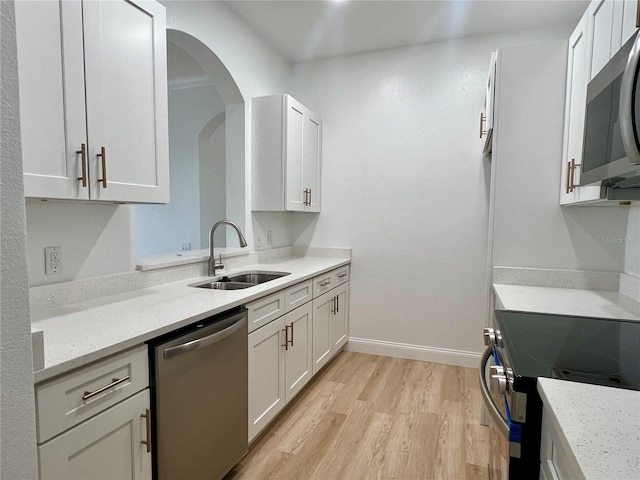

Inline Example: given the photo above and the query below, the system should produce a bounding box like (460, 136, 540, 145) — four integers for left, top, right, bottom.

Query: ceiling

(224, 0, 590, 63)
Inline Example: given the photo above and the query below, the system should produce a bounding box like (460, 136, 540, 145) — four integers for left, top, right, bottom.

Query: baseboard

(346, 337, 482, 369)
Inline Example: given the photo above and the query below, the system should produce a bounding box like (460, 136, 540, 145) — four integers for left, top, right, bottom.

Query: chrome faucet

(208, 220, 248, 276)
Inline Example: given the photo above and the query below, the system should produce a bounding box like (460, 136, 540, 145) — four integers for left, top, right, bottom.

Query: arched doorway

(136, 29, 245, 258)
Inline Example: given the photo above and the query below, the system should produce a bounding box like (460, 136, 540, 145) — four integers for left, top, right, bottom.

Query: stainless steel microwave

(581, 31, 640, 188)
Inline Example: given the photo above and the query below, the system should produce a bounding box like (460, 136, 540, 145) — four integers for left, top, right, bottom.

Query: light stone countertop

(31, 255, 349, 384)
(493, 284, 640, 320)
(538, 378, 640, 480)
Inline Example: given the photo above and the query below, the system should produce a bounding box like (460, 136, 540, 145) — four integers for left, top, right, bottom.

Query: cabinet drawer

(285, 280, 313, 312)
(247, 291, 286, 333)
(332, 265, 350, 286)
(36, 345, 149, 443)
(313, 272, 334, 298)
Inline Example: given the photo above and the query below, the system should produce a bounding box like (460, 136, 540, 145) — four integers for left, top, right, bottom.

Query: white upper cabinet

(16, 0, 169, 203)
(480, 51, 497, 156)
(561, 11, 602, 204)
(588, 0, 639, 80)
(588, 0, 616, 79)
(252, 94, 322, 213)
(614, 0, 640, 51)
(561, 0, 640, 205)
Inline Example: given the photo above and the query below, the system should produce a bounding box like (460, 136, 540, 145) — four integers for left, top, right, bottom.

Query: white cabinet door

(312, 293, 332, 375)
(285, 95, 322, 212)
(302, 107, 322, 212)
(15, 0, 89, 200)
(83, 0, 169, 203)
(284, 302, 313, 402)
(561, 12, 602, 205)
(38, 389, 151, 480)
(16, 0, 168, 203)
(613, 0, 639, 51)
(248, 317, 285, 442)
(481, 51, 497, 155)
(589, 0, 616, 79)
(312, 283, 350, 375)
(331, 284, 349, 351)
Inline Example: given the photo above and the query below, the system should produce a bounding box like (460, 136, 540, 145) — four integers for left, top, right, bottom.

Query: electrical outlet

(255, 233, 262, 248)
(181, 242, 192, 251)
(267, 230, 273, 246)
(45, 246, 62, 275)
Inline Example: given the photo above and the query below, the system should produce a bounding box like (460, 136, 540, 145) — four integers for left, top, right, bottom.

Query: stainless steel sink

(189, 271, 290, 290)
(195, 281, 254, 290)
(224, 272, 289, 284)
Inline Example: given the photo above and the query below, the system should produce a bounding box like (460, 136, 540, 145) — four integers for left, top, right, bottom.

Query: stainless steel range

(479, 310, 640, 480)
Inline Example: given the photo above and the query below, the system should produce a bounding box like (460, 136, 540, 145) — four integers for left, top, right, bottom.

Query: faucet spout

(208, 220, 248, 276)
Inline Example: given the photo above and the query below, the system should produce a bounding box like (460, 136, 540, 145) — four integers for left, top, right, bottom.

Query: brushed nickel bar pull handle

(331, 296, 336, 314)
(307, 188, 312, 206)
(566, 160, 572, 194)
(82, 375, 130, 401)
(479, 113, 487, 138)
(568, 158, 581, 193)
(141, 409, 151, 453)
(289, 323, 294, 347)
(320, 280, 331, 287)
(97, 146, 107, 188)
(338, 272, 347, 279)
(76, 143, 87, 187)
(335, 295, 339, 314)
(282, 327, 289, 351)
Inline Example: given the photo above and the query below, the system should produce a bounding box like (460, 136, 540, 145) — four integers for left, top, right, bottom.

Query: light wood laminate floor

(227, 351, 490, 480)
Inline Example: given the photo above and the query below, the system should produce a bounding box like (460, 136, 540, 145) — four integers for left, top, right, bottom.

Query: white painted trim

(346, 337, 482, 369)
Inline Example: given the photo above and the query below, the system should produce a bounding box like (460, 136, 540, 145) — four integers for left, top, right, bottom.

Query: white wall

(136, 84, 225, 257)
(25, 1, 291, 286)
(490, 42, 629, 272)
(289, 27, 577, 358)
(199, 114, 227, 248)
(0, 1, 39, 476)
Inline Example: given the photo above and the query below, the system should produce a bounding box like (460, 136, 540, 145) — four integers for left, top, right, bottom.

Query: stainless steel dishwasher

(149, 307, 248, 480)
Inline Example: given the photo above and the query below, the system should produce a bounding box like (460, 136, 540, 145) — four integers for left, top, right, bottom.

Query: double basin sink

(189, 271, 290, 290)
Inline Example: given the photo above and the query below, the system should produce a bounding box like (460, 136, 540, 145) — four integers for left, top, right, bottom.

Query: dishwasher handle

(163, 312, 246, 360)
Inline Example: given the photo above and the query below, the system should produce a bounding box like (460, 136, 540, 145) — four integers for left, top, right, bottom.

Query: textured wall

(289, 27, 582, 357)
(1, 0, 39, 477)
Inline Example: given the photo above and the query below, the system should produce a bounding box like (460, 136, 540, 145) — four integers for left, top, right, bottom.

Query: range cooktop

(494, 311, 640, 390)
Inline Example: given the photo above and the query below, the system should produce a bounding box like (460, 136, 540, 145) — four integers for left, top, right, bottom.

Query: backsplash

(492, 266, 620, 291)
(29, 247, 351, 310)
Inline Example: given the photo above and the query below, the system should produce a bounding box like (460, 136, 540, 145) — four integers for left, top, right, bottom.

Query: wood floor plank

(231, 351, 492, 480)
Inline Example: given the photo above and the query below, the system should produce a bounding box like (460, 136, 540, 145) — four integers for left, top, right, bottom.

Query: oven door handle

(479, 346, 509, 437)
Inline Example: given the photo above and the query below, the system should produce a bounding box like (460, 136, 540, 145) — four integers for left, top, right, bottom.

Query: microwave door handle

(619, 32, 640, 165)
(479, 346, 509, 438)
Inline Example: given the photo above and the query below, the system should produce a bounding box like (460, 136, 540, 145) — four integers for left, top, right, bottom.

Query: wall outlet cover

(45, 246, 62, 275)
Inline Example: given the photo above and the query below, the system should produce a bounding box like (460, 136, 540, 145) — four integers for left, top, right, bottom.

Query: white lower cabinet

(312, 283, 349, 375)
(39, 390, 151, 480)
(284, 302, 313, 402)
(248, 302, 314, 442)
(35, 346, 151, 480)
(248, 268, 350, 442)
(248, 316, 286, 441)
